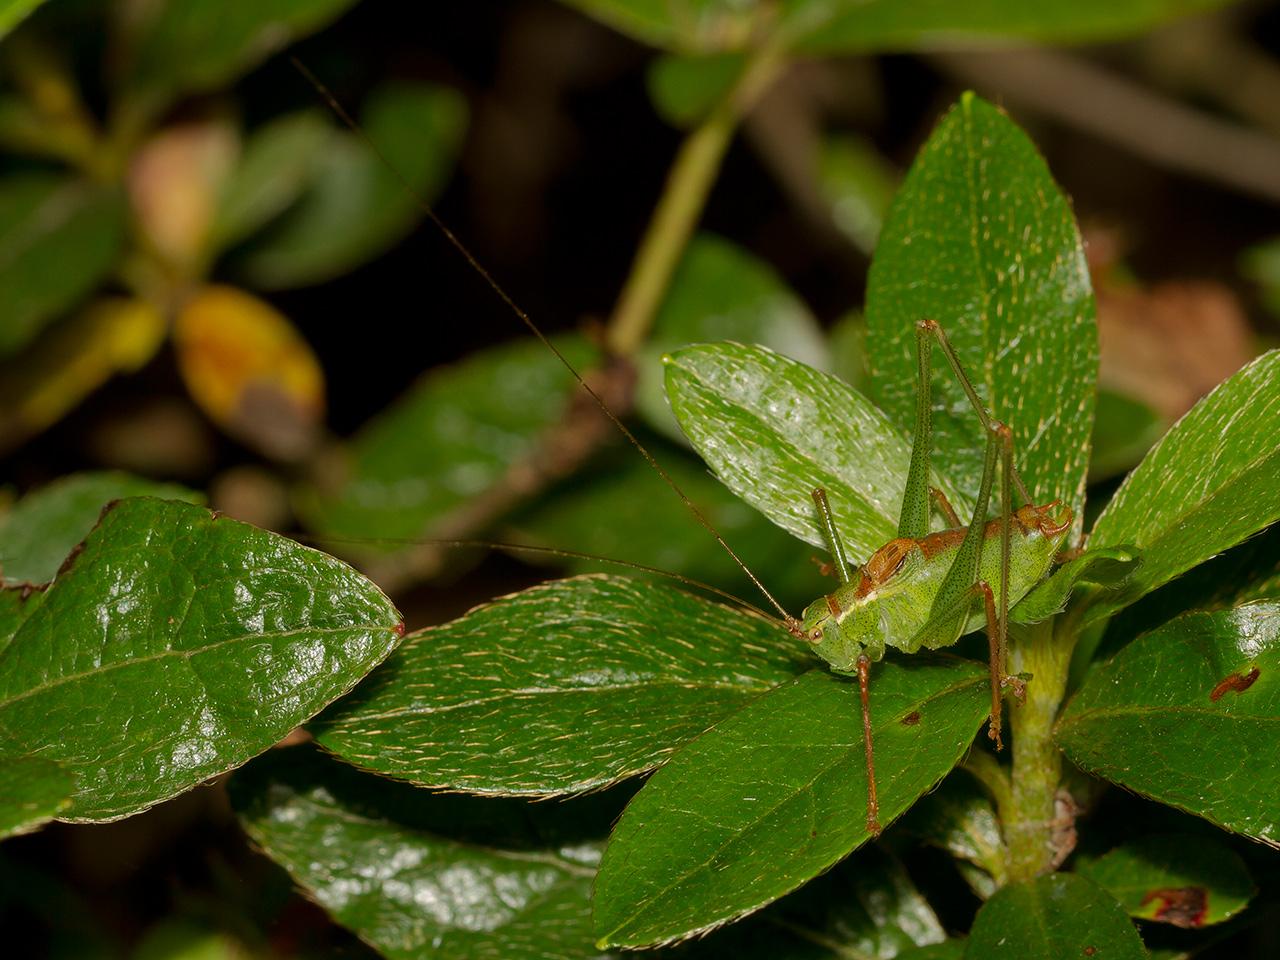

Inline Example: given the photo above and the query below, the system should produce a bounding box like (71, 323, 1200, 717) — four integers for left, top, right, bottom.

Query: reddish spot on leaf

(1141, 886, 1209, 928)
(901, 711, 921, 725)
(1084, 948, 1097, 957)
(1209, 667, 1260, 701)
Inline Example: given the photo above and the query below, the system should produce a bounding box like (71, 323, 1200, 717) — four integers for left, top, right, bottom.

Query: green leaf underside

(234, 82, 466, 289)
(558, 0, 759, 53)
(866, 93, 1096, 542)
(0, 498, 402, 821)
(964, 873, 1145, 959)
(299, 336, 595, 549)
(0, 174, 125, 358)
(0, 754, 73, 839)
(126, 0, 358, 101)
(593, 658, 989, 947)
(1010, 545, 1140, 625)
(231, 749, 609, 960)
(638, 232, 828, 441)
(1057, 601, 1280, 844)
(1077, 834, 1255, 927)
(771, 846, 947, 957)
(1085, 349, 1280, 626)
(0, 471, 201, 585)
(899, 769, 1004, 888)
(665, 341, 964, 558)
(314, 575, 805, 795)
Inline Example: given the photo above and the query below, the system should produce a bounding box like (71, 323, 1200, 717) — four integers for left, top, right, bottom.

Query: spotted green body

(801, 503, 1071, 673)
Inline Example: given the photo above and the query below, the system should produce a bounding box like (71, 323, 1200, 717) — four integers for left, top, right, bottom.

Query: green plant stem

(605, 46, 785, 357)
(1005, 617, 1075, 881)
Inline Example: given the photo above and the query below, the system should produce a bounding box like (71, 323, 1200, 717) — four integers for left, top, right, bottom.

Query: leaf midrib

(325, 676, 783, 725)
(0, 622, 396, 709)
(599, 670, 985, 943)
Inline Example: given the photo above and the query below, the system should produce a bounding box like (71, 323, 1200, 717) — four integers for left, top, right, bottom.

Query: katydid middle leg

(898, 319, 1025, 747)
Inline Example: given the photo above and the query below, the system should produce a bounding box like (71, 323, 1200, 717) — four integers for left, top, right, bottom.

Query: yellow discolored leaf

(0, 296, 167, 453)
(174, 285, 325, 460)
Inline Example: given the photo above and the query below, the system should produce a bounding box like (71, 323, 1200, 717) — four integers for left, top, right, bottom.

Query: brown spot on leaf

(1141, 887, 1209, 928)
(901, 711, 921, 726)
(1084, 948, 1097, 957)
(1210, 667, 1260, 701)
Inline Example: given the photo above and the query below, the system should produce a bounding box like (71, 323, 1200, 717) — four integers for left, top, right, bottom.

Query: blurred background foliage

(2, 0, 1280, 957)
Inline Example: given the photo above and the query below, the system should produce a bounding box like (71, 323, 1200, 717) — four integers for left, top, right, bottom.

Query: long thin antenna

(302, 535, 781, 624)
(291, 58, 796, 628)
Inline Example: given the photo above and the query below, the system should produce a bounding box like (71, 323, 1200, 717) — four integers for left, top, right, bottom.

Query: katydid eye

(810, 628, 822, 641)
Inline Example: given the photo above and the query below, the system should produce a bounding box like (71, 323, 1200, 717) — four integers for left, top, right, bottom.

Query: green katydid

(796, 318, 1071, 834)
(295, 62, 1073, 838)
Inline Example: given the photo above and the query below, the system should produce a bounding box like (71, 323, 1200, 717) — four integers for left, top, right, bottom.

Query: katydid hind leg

(856, 654, 881, 836)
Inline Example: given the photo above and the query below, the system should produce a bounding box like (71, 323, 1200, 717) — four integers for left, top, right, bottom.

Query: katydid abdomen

(802, 502, 1071, 675)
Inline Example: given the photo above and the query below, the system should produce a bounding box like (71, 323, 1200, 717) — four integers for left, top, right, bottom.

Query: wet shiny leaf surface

(314, 575, 805, 795)
(865, 93, 1095, 540)
(0, 498, 402, 820)
(665, 341, 963, 558)
(1058, 601, 1280, 844)
(0, 753, 73, 839)
(232, 748, 611, 960)
(1085, 349, 1280, 626)
(593, 658, 988, 947)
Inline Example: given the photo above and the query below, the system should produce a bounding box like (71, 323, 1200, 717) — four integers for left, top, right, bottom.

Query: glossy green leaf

(231, 748, 609, 960)
(637, 232, 828, 440)
(665, 341, 964, 558)
(0, 173, 125, 358)
(1057, 601, 1280, 843)
(125, 0, 357, 102)
(1084, 349, 1280, 626)
(234, 82, 466, 289)
(818, 134, 897, 254)
(0, 754, 73, 839)
(646, 52, 743, 127)
(314, 575, 805, 795)
(1077, 834, 1255, 928)
(866, 94, 1095, 540)
(1090, 388, 1166, 483)
(509, 449, 822, 606)
(593, 658, 989, 947)
(0, 498, 402, 821)
(964, 873, 1145, 959)
(0, 0, 45, 38)
(770, 846, 947, 957)
(1106, 523, 1280, 651)
(211, 110, 332, 252)
(0, 472, 200, 585)
(782, 0, 1235, 54)
(1011, 545, 1141, 626)
(899, 769, 1005, 891)
(557, 0, 761, 52)
(298, 336, 595, 552)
